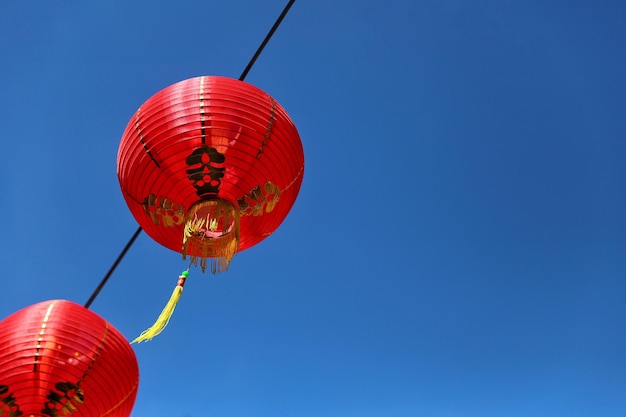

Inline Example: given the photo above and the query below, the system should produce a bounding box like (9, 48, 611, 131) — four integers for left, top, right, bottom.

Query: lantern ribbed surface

(0, 300, 139, 417)
(117, 76, 304, 269)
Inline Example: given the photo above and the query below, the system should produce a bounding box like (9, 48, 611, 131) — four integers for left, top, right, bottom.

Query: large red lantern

(117, 75, 304, 273)
(117, 76, 304, 342)
(0, 300, 139, 417)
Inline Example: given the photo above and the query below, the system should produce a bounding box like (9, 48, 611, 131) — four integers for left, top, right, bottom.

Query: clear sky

(1, 1, 625, 416)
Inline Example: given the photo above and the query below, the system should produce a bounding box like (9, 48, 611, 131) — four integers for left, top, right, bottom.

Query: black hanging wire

(239, 0, 296, 81)
(84, 226, 142, 308)
(83, 0, 297, 308)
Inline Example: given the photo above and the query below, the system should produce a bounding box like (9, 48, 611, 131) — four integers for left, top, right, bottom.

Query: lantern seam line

(256, 97, 275, 159)
(101, 378, 140, 417)
(136, 107, 161, 168)
(76, 322, 109, 385)
(283, 163, 304, 192)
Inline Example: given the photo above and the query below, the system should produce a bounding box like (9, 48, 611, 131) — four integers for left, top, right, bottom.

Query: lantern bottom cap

(182, 198, 240, 273)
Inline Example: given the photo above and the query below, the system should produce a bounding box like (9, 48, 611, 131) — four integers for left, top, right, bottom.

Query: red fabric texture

(0, 300, 139, 417)
(117, 76, 304, 256)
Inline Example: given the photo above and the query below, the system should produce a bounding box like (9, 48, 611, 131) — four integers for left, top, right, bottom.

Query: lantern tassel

(131, 270, 189, 343)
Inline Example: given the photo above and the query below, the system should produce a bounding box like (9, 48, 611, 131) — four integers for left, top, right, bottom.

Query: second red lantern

(0, 300, 139, 417)
(117, 76, 304, 273)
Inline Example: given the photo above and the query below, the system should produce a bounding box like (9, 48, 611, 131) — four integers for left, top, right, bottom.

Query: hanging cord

(83, 0, 297, 309)
(84, 226, 142, 308)
(239, 0, 296, 81)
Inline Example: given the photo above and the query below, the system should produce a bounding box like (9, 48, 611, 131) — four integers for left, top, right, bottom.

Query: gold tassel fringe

(182, 199, 240, 273)
(132, 271, 188, 343)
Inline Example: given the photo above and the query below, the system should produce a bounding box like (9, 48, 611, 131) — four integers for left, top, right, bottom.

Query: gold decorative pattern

(237, 164, 304, 217)
(0, 385, 22, 417)
(143, 194, 185, 227)
(238, 181, 280, 216)
(185, 145, 226, 198)
(41, 382, 84, 417)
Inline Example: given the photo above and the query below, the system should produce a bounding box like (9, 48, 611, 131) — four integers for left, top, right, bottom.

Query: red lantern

(117, 76, 304, 273)
(0, 300, 139, 417)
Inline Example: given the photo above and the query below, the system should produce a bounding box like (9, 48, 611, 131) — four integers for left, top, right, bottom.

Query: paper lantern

(117, 75, 304, 273)
(0, 300, 139, 417)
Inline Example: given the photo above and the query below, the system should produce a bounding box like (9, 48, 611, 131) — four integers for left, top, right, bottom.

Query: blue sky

(1, 1, 625, 416)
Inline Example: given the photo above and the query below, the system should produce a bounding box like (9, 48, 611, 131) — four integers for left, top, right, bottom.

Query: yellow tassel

(131, 271, 188, 343)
